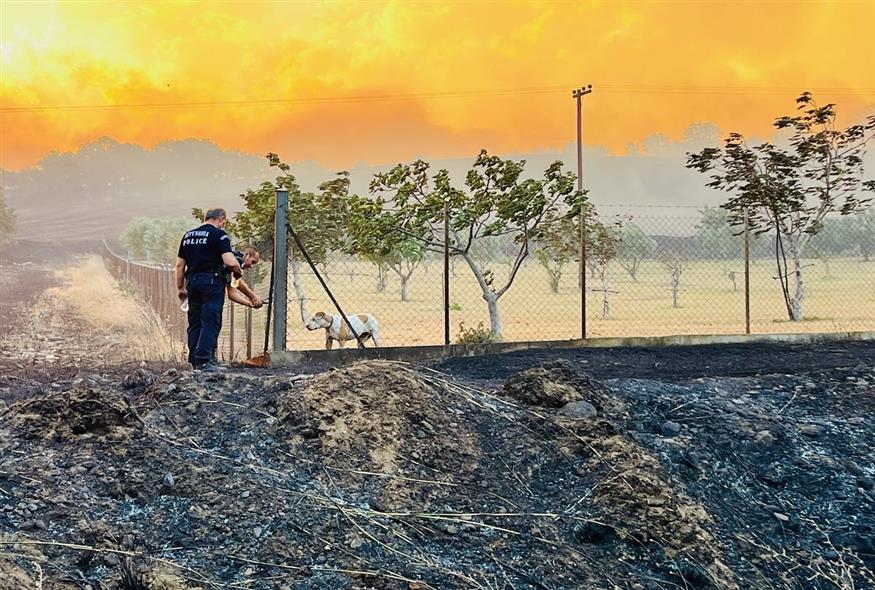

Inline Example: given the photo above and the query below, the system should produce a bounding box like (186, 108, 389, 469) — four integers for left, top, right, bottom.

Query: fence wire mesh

(277, 207, 874, 348)
(103, 203, 875, 360)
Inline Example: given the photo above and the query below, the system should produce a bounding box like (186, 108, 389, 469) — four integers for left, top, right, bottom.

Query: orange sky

(2, 0, 875, 171)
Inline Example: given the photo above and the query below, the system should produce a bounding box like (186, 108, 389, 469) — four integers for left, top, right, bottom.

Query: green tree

(807, 216, 855, 278)
(694, 207, 741, 260)
(585, 211, 622, 319)
(343, 190, 426, 301)
(687, 92, 875, 320)
(534, 212, 576, 293)
(146, 218, 195, 264)
(616, 223, 654, 280)
(382, 241, 424, 301)
(367, 150, 585, 338)
(659, 250, 687, 308)
(848, 209, 875, 262)
(533, 205, 620, 317)
(120, 217, 151, 260)
(121, 217, 195, 263)
(0, 188, 18, 249)
(373, 259, 389, 292)
(201, 154, 345, 322)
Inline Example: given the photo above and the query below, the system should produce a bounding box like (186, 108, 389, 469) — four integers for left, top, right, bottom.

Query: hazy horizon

(0, 127, 733, 242)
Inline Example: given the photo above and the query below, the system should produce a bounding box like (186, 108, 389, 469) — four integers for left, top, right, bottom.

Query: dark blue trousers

(185, 273, 225, 367)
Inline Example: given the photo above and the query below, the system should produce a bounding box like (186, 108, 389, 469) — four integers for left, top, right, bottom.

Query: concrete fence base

(262, 330, 875, 368)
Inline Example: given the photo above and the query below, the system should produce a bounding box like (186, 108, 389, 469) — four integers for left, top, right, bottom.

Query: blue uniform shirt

(222, 250, 245, 284)
(177, 224, 233, 276)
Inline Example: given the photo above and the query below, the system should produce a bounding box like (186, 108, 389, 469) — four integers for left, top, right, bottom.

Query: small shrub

(450, 302, 462, 311)
(455, 321, 498, 345)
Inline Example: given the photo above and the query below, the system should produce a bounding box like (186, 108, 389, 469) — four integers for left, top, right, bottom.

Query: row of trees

(533, 211, 693, 318)
(211, 151, 584, 338)
(120, 217, 194, 264)
(119, 195, 873, 331)
(117, 93, 873, 332)
(122, 204, 872, 276)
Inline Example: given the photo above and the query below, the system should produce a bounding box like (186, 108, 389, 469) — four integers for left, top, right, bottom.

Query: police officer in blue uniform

(175, 208, 243, 371)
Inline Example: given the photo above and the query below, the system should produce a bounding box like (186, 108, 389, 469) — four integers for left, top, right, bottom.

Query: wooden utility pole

(573, 84, 593, 339)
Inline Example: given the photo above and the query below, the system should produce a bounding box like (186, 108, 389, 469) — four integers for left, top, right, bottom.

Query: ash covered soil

(1, 265, 874, 589)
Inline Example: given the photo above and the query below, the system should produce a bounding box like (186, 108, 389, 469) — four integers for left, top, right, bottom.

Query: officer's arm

(236, 278, 255, 299)
(226, 286, 254, 307)
(175, 257, 187, 299)
(236, 279, 263, 308)
(221, 252, 243, 278)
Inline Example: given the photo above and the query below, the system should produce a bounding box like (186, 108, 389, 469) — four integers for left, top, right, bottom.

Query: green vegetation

(687, 92, 875, 320)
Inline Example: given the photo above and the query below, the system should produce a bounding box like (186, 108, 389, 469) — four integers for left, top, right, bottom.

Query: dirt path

(0, 259, 181, 387)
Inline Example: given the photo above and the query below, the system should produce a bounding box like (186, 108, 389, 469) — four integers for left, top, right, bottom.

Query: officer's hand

(177, 287, 187, 301)
(250, 296, 263, 309)
(232, 268, 243, 279)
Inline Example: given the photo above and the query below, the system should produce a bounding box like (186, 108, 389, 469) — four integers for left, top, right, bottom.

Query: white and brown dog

(305, 311, 381, 349)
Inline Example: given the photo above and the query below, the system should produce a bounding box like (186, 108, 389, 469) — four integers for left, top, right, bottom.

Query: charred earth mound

(1, 354, 873, 589)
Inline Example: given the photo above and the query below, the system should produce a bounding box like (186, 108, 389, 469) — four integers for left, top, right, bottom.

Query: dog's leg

(371, 326, 381, 347)
(325, 334, 333, 350)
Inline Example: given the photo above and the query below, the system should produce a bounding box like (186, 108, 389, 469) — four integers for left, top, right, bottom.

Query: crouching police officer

(224, 246, 264, 309)
(175, 208, 242, 371)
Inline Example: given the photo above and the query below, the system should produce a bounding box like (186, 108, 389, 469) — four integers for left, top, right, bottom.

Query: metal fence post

(443, 198, 450, 346)
(743, 207, 751, 335)
(273, 187, 289, 352)
(580, 207, 587, 340)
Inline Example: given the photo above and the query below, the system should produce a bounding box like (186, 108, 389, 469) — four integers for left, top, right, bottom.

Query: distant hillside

(2, 138, 276, 240)
(8, 127, 870, 242)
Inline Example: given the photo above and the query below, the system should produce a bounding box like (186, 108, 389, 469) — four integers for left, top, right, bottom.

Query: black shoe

(194, 361, 226, 373)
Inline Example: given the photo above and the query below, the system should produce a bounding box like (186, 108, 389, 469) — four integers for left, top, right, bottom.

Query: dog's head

(305, 311, 332, 331)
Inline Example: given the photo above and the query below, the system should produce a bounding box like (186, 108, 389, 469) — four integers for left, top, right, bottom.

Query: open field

(216, 255, 875, 357)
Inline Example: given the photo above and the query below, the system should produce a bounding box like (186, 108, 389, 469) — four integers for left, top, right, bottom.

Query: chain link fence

(279, 204, 875, 347)
(101, 242, 266, 362)
(102, 204, 875, 361)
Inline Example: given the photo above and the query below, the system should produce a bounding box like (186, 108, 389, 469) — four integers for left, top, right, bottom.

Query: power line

(597, 83, 875, 96)
(2, 83, 874, 114)
(1, 85, 568, 113)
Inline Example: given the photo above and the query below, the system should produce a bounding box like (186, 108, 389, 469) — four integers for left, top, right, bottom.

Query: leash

(285, 221, 366, 350)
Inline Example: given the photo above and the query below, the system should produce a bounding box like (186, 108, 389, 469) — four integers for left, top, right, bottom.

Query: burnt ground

(1, 261, 874, 590)
(431, 340, 875, 383)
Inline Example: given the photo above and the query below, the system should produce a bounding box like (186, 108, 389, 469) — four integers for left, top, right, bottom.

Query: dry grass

(46, 256, 179, 361)
(215, 255, 875, 355)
